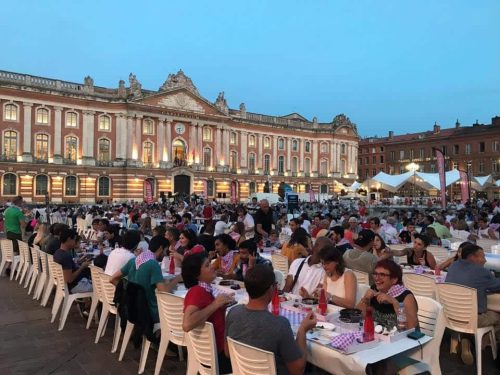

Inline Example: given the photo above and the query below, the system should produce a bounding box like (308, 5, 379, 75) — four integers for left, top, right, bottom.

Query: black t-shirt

(53, 249, 82, 290)
(254, 208, 274, 235)
(198, 233, 215, 253)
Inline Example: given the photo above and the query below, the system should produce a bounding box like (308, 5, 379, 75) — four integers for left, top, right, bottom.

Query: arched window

(35, 134, 49, 161)
(304, 158, 311, 174)
(291, 157, 298, 173)
(99, 115, 111, 131)
(264, 137, 271, 149)
(203, 147, 212, 167)
(207, 179, 215, 197)
(202, 126, 212, 141)
(143, 141, 153, 164)
(278, 138, 285, 150)
(340, 159, 347, 175)
(66, 111, 78, 127)
(249, 181, 256, 195)
(98, 139, 110, 162)
(143, 119, 154, 135)
(248, 153, 256, 172)
(230, 132, 237, 145)
(35, 175, 48, 196)
(64, 176, 77, 196)
(229, 151, 237, 170)
(3, 130, 17, 159)
(65, 136, 78, 162)
(292, 140, 298, 152)
(305, 141, 311, 153)
(4, 103, 18, 121)
(248, 135, 256, 147)
(278, 156, 285, 174)
(98, 176, 110, 196)
(36, 108, 49, 124)
(264, 155, 271, 174)
(341, 143, 346, 154)
(2, 173, 17, 195)
(320, 159, 328, 176)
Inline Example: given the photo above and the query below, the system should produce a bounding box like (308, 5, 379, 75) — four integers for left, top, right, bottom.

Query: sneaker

(460, 338, 474, 365)
(76, 302, 89, 319)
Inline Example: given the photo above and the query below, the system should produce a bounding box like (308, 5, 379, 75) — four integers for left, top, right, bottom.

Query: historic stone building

(0, 70, 359, 203)
(359, 120, 500, 199)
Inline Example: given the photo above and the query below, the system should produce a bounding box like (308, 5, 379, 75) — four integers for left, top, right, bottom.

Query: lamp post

(406, 162, 420, 202)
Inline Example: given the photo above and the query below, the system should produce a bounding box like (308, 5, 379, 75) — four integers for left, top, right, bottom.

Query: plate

(315, 322, 335, 330)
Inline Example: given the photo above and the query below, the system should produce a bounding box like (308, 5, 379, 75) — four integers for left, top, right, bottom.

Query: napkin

(330, 332, 363, 352)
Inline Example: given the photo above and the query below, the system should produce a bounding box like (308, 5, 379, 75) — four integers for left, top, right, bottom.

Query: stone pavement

(1, 276, 499, 375)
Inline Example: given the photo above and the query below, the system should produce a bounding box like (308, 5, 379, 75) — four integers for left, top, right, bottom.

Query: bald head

(312, 236, 333, 254)
(260, 199, 270, 212)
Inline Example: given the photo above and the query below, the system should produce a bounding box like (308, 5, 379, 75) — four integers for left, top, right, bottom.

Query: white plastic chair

(352, 269, 369, 285)
(18, 241, 32, 287)
(186, 321, 220, 375)
(356, 283, 370, 304)
(96, 272, 122, 353)
(477, 239, 499, 252)
(152, 292, 188, 375)
(398, 296, 446, 375)
(426, 246, 449, 263)
(227, 336, 277, 375)
(402, 273, 436, 299)
(436, 283, 497, 375)
(27, 245, 41, 295)
(274, 269, 285, 290)
(0, 239, 20, 279)
(41, 252, 57, 307)
(271, 254, 288, 275)
(49, 256, 93, 331)
(86, 265, 104, 329)
(35, 249, 49, 301)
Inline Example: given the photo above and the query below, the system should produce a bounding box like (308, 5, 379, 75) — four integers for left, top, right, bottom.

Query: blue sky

(2, 0, 499, 136)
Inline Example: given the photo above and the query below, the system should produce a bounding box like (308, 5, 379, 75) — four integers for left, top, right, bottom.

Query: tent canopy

(414, 170, 460, 190)
(369, 171, 414, 192)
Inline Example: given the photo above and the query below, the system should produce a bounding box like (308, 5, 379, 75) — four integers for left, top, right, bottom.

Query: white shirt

(239, 213, 255, 239)
(104, 247, 135, 276)
(214, 220, 228, 236)
(301, 220, 311, 234)
(288, 256, 325, 295)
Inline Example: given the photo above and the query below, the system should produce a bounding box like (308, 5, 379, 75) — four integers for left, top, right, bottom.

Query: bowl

(302, 297, 319, 305)
(218, 280, 234, 286)
(339, 308, 362, 323)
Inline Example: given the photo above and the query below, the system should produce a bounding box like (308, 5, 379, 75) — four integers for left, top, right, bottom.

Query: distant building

(0, 70, 358, 203)
(359, 120, 500, 199)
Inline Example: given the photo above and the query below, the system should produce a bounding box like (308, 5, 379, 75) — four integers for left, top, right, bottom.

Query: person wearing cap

(343, 229, 378, 285)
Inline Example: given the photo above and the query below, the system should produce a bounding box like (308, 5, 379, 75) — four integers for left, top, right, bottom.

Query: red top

(184, 285, 226, 353)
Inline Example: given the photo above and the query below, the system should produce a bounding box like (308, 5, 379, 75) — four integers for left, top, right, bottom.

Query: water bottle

(397, 302, 407, 332)
(271, 287, 280, 316)
(169, 255, 176, 275)
(363, 307, 375, 342)
(318, 288, 327, 315)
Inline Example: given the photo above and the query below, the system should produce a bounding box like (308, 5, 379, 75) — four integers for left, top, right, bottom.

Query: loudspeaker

(223, 192, 227, 198)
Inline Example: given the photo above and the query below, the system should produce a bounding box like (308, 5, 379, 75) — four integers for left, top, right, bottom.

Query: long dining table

(170, 279, 432, 375)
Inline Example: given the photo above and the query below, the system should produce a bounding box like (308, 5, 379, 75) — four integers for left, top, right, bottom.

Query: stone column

(116, 114, 127, 161)
(330, 141, 335, 173)
(215, 126, 222, 165)
(240, 132, 248, 170)
(22, 102, 33, 162)
(286, 138, 291, 171)
(197, 123, 203, 163)
(82, 111, 95, 165)
(126, 116, 134, 160)
(272, 136, 278, 172)
(53, 107, 63, 163)
(312, 141, 318, 174)
(258, 134, 263, 169)
(223, 127, 230, 166)
(135, 116, 142, 162)
(157, 118, 164, 165)
(165, 120, 172, 162)
(333, 142, 339, 175)
(299, 139, 304, 170)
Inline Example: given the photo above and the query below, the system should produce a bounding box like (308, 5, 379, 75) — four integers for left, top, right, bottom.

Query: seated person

(265, 229, 282, 249)
(110, 241, 181, 324)
(182, 252, 234, 374)
(399, 219, 416, 244)
(53, 228, 92, 293)
(329, 225, 352, 255)
(437, 241, 466, 270)
(231, 240, 272, 281)
(356, 259, 418, 330)
(343, 230, 378, 285)
(212, 234, 240, 277)
(104, 230, 139, 275)
(283, 237, 329, 297)
(149, 234, 169, 262)
(280, 228, 310, 265)
(369, 233, 393, 260)
(225, 264, 317, 375)
(391, 233, 437, 270)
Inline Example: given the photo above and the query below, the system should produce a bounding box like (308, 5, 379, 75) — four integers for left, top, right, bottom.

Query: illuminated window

(143, 119, 154, 135)
(3, 130, 17, 159)
(99, 115, 111, 131)
(65, 176, 77, 196)
(98, 138, 110, 162)
(320, 159, 328, 175)
(4, 104, 18, 121)
(203, 127, 212, 141)
(36, 108, 49, 124)
(203, 147, 212, 167)
(248, 153, 256, 172)
(264, 155, 271, 174)
(143, 141, 153, 164)
(230, 151, 237, 169)
(64, 136, 78, 162)
(98, 176, 110, 196)
(264, 137, 271, 149)
(2, 173, 17, 195)
(278, 156, 284, 173)
(35, 175, 48, 195)
(66, 112, 78, 127)
(249, 135, 256, 147)
(230, 132, 237, 145)
(35, 134, 49, 161)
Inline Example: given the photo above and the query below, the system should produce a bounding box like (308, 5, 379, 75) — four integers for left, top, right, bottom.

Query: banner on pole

(459, 170, 469, 204)
(145, 180, 154, 204)
(433, 148, 447, 209)
(309, 187, 315, 203)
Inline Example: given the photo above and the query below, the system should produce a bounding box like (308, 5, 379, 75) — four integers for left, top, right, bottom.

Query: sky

(1, 0, 499, 137)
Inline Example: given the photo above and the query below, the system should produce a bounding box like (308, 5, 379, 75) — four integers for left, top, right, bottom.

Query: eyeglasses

(373, 272, 391, 278)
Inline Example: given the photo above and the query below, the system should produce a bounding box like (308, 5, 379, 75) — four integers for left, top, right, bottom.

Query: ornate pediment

(157, 92, 205, 113)
(160, 70, 199, 95)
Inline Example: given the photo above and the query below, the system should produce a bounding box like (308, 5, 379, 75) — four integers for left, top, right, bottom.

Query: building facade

(359, 120, 500, 199)
(0, 70, 359, 203)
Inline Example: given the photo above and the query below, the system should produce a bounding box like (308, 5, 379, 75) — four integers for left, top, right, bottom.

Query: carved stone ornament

(159, 70, 199, 95)
(158, 93, 204, 113)
(215, 91, 229, 114)
(332, 113, 357, 133)
(84, 76, 94, 88)
(129, 73, 142, 98)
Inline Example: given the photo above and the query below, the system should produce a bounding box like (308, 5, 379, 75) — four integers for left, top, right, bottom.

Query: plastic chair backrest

(426, 246, 449, 262)
(356, 284, 370, 304)
(436, 282, 477, 334)
(352, 270, 369, 285)
(0, 239, 14, 261)
(89, 265, 104, 300)
(39, 249, 48, 274)
(31, 245, 40, 272)
(187, 321, 219, 375)
(227, 336, 277, 375)
(98, 272, 117, 306)
(156, 291, 186, 346)
(271, 254, 289, 275)
(18, 241, 30, 265)
(415, 295, 445, 339)
(274, 269, 285, 290)
(477, 239, 499, 252)
(48, 255, 68, 296)
(402, 273, 436, 299)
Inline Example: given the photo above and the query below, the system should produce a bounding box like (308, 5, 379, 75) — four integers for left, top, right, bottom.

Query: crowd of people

(1, 194, 500, 373)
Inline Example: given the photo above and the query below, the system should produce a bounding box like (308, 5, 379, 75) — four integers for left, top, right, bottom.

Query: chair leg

(28, 270, 38, 295)
(59, 296, 78, 331)
(475, 333, 483, 375)
(0, 259, 7, 276)
(139, 338, 151, 374)
(95, 307, 110, 344)
(154, 337, 170, 375)
(119, 322, 134, 361)
(41, 280, 55, 307)
(34, 273, 46, 300)
(51, 291, 64, 323)
(24, 266, 33, 289)
(86, 297, 99, 329)
(111, 314, 122, 353)
(10, 260, 19, 280)
(490, 330, 497, 360)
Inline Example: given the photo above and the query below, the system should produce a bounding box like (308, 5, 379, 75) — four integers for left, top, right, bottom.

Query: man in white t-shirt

(283, 237, 331, 296)
(104, 230, 139, 276)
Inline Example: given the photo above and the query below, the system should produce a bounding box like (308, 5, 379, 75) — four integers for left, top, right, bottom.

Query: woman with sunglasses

(356, 259, 418, 330)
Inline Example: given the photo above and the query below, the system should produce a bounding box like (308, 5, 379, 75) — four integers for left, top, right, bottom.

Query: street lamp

(406, 162, 420, 201)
